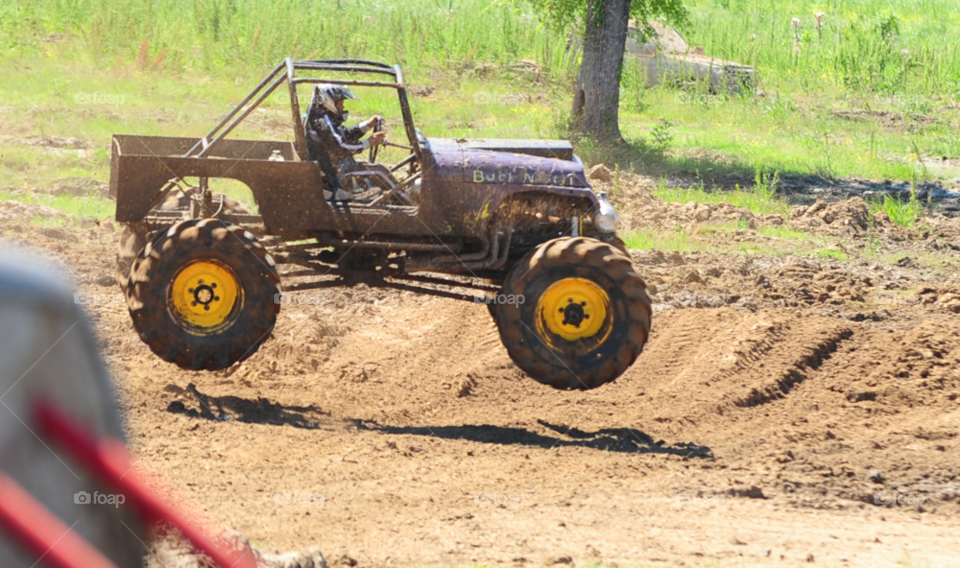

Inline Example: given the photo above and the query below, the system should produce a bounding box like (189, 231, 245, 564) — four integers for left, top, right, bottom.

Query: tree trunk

(571, 0, 631, 142)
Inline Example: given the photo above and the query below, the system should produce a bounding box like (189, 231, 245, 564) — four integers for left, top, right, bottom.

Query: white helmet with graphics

(313, 83, 359, 115)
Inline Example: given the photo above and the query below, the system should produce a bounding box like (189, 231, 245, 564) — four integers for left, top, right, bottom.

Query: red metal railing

(0, 400, 257, 568)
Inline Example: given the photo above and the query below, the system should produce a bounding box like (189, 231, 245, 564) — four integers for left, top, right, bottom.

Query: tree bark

(571, 0, 631, 142)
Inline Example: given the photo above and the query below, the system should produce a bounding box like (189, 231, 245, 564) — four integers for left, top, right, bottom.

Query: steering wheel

(368, 117, 383, 164)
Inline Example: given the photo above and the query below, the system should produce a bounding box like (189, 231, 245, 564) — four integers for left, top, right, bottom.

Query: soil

(2, 206, 960, 567)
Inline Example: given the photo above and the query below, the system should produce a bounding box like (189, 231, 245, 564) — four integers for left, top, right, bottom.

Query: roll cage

(187, 57, 421, 164)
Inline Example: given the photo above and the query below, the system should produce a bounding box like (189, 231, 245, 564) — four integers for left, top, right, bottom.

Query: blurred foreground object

(0, 249, 145, 567)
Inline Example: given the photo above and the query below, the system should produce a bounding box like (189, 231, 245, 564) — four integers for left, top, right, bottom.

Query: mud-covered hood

(425, 138, 590, 188)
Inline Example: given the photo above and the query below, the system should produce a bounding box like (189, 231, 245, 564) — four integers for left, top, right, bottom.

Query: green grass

(683, 0, 960, 97)
(815, 248, 849, 262)
(616, 83, 951, 183)
(619, 205, 866, 261)
(6, 0, 957, 95)
(756, 225, 820, 241)
(615, 0, 960, 183)
(0, 0, 572, 79)
(869, 190, 924, 228)
(0, 190, 114, 220)
(623, 228, 700, 252)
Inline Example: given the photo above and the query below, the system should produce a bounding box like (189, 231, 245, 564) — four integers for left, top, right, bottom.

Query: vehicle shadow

(165, 385, 712, 457)
(165, 383, 331, 429)
(356, 418, 713, 458)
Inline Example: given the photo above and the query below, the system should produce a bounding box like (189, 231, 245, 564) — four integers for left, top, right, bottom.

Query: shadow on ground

(165, 383, 331, 429)
(357, 418, 713, 458)
(576, 137, 960, 213)
(164, 385, 712, 457)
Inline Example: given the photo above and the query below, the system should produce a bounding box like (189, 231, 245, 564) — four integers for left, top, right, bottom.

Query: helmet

(313, 83, 359, 115)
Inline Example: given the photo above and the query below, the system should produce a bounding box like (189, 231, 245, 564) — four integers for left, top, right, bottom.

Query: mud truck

(111, 58, 651, 390)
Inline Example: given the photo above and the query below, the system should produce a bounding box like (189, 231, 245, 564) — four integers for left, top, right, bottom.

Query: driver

(304, 83, 386, 201)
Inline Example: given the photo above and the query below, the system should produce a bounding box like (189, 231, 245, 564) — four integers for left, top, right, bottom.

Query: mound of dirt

(590, 171, 784, 232)
(0, 200, 67, 226)
(788, 197, 870, 237)
(787, 196, 960, 244)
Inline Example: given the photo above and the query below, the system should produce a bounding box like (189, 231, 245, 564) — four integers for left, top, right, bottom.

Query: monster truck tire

(117, 224, 148, 292)
(492, 236, 651, 390)
(126, 218, 281, 371)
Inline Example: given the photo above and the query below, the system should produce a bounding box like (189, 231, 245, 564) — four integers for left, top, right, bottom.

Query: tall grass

(5, 0, 958, 107)
(683, 0, 960, 96)
(0, 0, 573, 79)
(869, 189, 923, 228)
(5, 0, 958, 100)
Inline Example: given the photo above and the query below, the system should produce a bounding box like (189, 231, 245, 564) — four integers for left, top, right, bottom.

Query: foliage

(752, 168, 780, 201)
(526, 0, 689, 35)
(0, 0, 572, 77)
(680, 1, 960, 96)
(649, 118, 675, 153)
(869, 188, 923, 228)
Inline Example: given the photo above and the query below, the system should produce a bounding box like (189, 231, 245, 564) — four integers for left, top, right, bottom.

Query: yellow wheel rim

(169, 261, 241, 332)
(536, 277, 610, 344)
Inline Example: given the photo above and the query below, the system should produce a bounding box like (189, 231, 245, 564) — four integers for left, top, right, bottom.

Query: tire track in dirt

(732, 325, 854, 408)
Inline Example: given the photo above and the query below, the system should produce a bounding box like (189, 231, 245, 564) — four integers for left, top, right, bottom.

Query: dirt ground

(3, 198, 960, 567)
